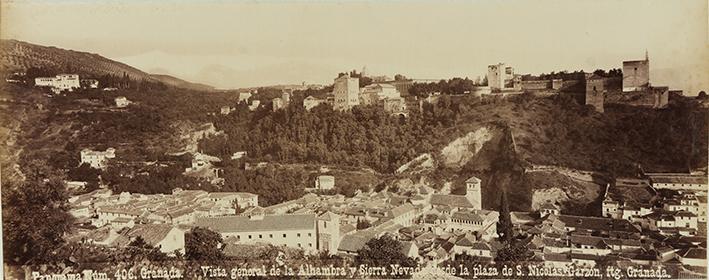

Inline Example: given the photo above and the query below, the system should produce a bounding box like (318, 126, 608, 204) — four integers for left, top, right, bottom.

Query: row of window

(658, 183, 704, 187)
(237, 232, 313, 240)
(452, 219, 483, 225)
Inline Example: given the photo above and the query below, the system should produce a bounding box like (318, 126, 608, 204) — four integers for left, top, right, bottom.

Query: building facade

(315, 175, 335, 190)
(303, 96, 326, 111)
(317, 212, 341, 254)
(465, 177, 482, 210)
(80, 148, 116, 169)
(487, 63, 514, 92)
(35, 74, 81, 93)
(195, 213, 319, 253)
(622, 53, 650, 92)
(360, 83, 400, 105)
(333, 75, 360, 111)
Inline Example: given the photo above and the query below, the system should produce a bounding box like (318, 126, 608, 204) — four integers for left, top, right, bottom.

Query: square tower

(585, 74, 605, 113)
(622, 53, 650, 92)
(487, 63, 505, 91)
(465, 176, 482, 210)
(317, 211, 341, 254)
(333, 74, 360, 111)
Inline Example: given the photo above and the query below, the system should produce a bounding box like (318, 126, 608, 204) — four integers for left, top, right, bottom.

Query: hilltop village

(14, 52, 698, 277)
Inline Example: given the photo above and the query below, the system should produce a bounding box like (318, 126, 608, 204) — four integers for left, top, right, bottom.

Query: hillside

(199, 92, 707, 213)
(1, 46, 706, 214)
(0, 39, 213, 91)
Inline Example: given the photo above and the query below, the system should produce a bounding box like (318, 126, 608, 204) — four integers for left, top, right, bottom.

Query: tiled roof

(451, 211, 484, 223)
(388, 203, 415, 218)
(455, 233, 477, 247)
(195, 214, 316, 233)
(299, 193, 319, 204)
(389, 196, 409, 206)
(340, 224, 356, 235)
(338, 232, 375, 253)
(168, 207, 194, 218)
(470, 242, 491, 251)
(465, 177, 481, 183)
(542, 237, 567, 248)
(430, 194, 474, 208)
(97, 207, 142, 216)
(544, 253, 571, 262)
(112, 217, 133, 223)
(558, 215, 640, 233)
(208, 192, 257, 200)
(317, 211, 338, 222)
(569, 235, 608, 248)
(124, 224, 177, 247)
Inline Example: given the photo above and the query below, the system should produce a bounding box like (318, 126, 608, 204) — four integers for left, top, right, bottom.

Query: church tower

(465, 176, 482, 210)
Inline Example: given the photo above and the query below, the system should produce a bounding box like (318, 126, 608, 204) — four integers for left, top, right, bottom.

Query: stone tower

(317, 211, 341, 254)
(487, 63, 505, 91)
(333, 74, 360, 111)
(622, 52, 650, 92)
(465, 176, 482, 210)
(585, 74, 605, 113)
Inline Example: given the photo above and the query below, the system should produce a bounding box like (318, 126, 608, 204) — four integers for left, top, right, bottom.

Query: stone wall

(521, 80, 552, 91)
(560, 80, 583, 92)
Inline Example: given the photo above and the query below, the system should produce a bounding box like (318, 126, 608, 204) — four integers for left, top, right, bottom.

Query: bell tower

(465, 176, 482, 210)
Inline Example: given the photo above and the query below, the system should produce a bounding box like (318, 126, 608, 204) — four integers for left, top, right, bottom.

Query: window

(309, 243, 313, 247)
(283, 234, 287, 238)
(298, 243, 301, 247)
(308, 233, 312, 237)
(259, 234, 262, 239)
(324, 222, 327, 228)
(269, 234, 273, 238)
(248, 235, 252, 239)
(297, 233, 301, 238)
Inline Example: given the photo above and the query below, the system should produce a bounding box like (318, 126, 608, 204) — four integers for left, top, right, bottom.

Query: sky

(1, 0, 707, 92)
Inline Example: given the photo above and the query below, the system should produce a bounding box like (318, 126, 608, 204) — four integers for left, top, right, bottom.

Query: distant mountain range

(0, 39, 214, 91)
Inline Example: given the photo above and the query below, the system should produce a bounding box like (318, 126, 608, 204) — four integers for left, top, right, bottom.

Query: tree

(68, 163, 101, 186)
(494, 239, 533, 263)
(124, 236, 168, 261)
(2, 160, 74, 265)
(697, 91, 707, 99)
(356, 235, 415, 268)
(497, 190, 513, 242)
(356, 219, 372, 230)
(185, 227, 225, 261)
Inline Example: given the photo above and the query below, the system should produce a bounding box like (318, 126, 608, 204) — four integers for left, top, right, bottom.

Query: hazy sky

(2, 0, 707, 92)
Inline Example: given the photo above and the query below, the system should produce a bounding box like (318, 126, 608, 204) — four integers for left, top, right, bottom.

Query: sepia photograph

(0, 0, 707, 279)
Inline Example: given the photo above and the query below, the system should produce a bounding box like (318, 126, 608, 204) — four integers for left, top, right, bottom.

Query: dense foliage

(185, 227, 226, 261)
(2, 160, 74, 265)
(355, 235, 416, 272)
(219, 163, 308, 206)
(202, 96, 476, 174)
(408, 77, 476, 97)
